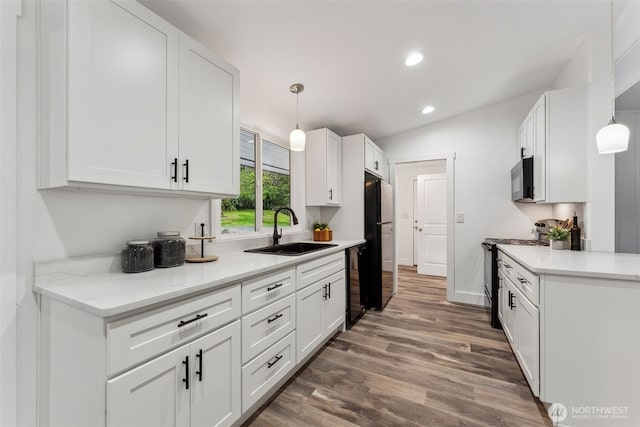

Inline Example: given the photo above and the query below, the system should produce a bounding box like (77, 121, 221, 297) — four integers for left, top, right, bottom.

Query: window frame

(214, 127, 300, 239)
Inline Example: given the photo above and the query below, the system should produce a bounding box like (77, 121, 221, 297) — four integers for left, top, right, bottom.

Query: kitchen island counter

(496, 244, 640, 281)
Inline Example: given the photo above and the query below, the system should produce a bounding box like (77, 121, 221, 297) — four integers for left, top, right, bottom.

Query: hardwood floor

(244, 266, 551, 426)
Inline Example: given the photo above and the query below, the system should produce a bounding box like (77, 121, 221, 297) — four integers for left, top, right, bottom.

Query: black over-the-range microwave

(511, 156, 534, 202)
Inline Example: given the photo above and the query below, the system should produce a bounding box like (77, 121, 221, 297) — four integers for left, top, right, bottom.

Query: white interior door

(412, 179, 418, 265)
(416, 174, 447, 277)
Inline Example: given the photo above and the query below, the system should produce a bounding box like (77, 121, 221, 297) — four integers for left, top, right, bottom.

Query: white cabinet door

(178, 35, 239, 196)
(190, 321, 241, 427)
(326, 131, 342, 205)
(364, 136, 376, 173)
(522, 112, 534, 158)
(364, 136, 385, 178)
(518, 123, 526, 160)
(497, 271, 505, 324)
(107, 344, 190, 427)
(513, 288, 540, 397)
(323, 271, 345, 333)
(533, 94, 547, 202)
(68, 0, 178, 189)
(296, 281, 324, 362)
(305, 128, 342, 206)
(500, 271, 516, 345)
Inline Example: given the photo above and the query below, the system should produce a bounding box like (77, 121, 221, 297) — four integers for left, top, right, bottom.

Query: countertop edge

(497, 244, 640, 282)
(34, 240, 365, 318)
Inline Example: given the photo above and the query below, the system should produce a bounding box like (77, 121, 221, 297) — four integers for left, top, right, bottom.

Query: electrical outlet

(456, 212, 464, 223)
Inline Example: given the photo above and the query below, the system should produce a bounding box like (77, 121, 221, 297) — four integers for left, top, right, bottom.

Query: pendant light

(596, 0, 629, 154)
(289, 83, 305, 152)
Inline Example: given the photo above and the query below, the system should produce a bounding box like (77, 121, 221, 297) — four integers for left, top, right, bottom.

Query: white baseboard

(454, 291, 486, 306)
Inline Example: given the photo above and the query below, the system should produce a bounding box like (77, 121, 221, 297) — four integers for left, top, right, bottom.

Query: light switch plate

(456, 212, 464, 223)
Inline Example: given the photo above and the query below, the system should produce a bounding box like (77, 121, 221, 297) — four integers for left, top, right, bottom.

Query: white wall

(378, 93, 553, 304)
(1, 2, 20, 426)
(395, 161, 446, 266)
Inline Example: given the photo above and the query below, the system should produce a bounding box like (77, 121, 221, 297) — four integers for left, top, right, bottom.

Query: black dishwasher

(346, 244, 366, 329)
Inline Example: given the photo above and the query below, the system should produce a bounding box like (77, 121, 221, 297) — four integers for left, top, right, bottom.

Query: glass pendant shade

(596, 118, 630, 154)
(289, 125, 306, 151)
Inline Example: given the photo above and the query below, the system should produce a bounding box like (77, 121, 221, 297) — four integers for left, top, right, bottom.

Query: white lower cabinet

(108, 320, 241, 427)
(241, 332, 296, 411)
(296, 260, 346, 363)
(39, 251, 350, 427)
(497, 250, 540, 397)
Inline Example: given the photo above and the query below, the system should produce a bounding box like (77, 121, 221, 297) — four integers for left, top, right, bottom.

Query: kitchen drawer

(107, 284, 240, 376)
(242, 331, 295, 412)
(241, 294, 295, 364)
(498, 251, 539, 306)
(296, 252, 344, 291)
(242, 268, 295, 315)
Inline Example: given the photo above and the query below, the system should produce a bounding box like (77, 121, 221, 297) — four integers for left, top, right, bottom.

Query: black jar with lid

(121, 240, 154, 273)
(152, 231, 186, 268)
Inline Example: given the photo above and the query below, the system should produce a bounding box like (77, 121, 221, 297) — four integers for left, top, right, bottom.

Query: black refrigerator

(363, 172, 394, 311)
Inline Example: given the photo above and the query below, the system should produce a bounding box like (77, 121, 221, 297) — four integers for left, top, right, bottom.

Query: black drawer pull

(267, 355, 283, 369)
(195, 349, 203, 382)
(182, 356, 190, 390)
(509, 292, 515, 310)
(178, 313, 208, 327)
(517, 277, 528, 284)
(183, 159, 189, 183)
(267, 283, 283, 292)
(328, 282, 331, 299)
(267, 313, 283, 324)
(171, 158, 178, 183)
(323, 284, 327, 300)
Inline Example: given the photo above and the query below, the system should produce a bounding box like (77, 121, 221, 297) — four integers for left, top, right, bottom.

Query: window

(262, 139, 291, 228)
(220, 129, 292, 235)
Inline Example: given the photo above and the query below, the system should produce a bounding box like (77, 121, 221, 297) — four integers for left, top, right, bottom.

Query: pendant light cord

(296, 91, 300, 127)
(610, 0, 615, 119)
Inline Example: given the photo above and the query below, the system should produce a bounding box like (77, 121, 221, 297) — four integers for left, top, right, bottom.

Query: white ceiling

(142, 0, 611, 141)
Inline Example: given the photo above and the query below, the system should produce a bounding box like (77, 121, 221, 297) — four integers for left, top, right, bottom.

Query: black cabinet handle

(328, 282, 331, 299)
(509, 292, 515, 310)
(267, 355, 283, 369)
(374, 160, 379, 170)
(178, 313, 208, 327)
(267, 283, 283, 292)
(171, 158, 178, 183)
(182, 356, 190, 390)
(329, 188, 333, 200)
(267, 313, 283, 324)
(322, 284, 327, 300)
(183, 159, 189, 183)
(195, 349, 203, 382)
(517, 277, 528, 284)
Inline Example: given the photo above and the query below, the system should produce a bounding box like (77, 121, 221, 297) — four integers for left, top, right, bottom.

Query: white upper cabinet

(305, 128, 342, 206)
(517, 86, 587, 203)
(38, 0, 239, 198)
(364, 136, 384, 178)
(178, 34, 239, 195)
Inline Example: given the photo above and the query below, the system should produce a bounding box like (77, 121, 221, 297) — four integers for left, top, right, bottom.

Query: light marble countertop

(34, 240, 365, 317)
(497, 244, 640, 281)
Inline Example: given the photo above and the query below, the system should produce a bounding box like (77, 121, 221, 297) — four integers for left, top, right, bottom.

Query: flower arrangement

(548, 226, 570, 250)
(548, 226, 570, 241)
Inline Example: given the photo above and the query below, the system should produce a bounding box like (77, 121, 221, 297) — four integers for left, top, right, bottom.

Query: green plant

(548, 226, 570, 241)
(312, 222, 330, 231)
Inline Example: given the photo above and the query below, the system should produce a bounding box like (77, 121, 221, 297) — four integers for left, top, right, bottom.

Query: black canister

(152, 231, 186, 268)
(121, 240, 154, 273)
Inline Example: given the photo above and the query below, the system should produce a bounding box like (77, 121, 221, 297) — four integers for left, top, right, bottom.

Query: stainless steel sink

(244, 242, 338, 256)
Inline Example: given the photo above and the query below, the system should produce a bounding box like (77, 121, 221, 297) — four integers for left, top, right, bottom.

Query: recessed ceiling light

(422, 105, 435, 114)
(405, 52, 423, 67)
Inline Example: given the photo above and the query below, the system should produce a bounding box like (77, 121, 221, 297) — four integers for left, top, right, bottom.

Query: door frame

(389, 153, 455, 302)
